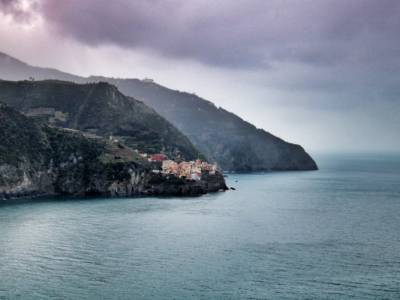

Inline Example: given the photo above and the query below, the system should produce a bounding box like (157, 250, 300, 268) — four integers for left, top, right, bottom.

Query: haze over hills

(91, 77, 318, 172)
(0, 51, 317, 172)
(0, 52, 78, 82)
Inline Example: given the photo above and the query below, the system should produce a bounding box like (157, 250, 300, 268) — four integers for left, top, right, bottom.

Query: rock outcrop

(0, 104, 227, 200)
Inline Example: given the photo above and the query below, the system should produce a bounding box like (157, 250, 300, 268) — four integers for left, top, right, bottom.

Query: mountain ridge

(0, 51, 317, 172)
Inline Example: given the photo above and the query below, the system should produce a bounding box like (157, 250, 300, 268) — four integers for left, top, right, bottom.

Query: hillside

(0, 104, 227, 199)
(0, 51, 317, 171)
(90, 77, 318, 171)
(0, 79, 200, 161)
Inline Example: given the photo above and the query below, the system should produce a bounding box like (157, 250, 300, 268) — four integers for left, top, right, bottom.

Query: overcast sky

(1, 0, 399, 153)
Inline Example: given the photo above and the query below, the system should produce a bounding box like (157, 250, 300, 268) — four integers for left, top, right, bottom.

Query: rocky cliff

(0, 104, 227, 200)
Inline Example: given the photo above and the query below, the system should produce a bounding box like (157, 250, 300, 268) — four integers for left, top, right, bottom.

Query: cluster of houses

(107, 137, 217, 181)
(144, 153, 218, 181)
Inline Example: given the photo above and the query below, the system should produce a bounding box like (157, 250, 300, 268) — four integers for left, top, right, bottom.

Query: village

(143, 153, 218, 181)
(107, 135, 218, 181)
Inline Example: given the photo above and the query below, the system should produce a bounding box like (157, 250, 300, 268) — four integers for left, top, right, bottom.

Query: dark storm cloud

(0, 0, 36, 21)
(0, 0, 18, 11)
(31, 0, 400, 69)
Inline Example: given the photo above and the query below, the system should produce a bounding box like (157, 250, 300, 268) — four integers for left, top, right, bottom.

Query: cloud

(25, 0, 400, 70)
(0, 0, 37, 22)
(5, 0, 400, 73)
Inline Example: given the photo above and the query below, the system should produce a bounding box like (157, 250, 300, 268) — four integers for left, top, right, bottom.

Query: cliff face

(0, 104, 227, 200)
(0, 80, 201, 161)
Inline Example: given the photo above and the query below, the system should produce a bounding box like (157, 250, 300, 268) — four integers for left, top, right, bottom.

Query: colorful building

(149, 155, 219, 181)
(149, 154, 168, 162)
(162, 160, 179, 174)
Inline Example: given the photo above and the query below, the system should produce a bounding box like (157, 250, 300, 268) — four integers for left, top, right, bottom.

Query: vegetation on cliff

(0, 104, 227, 199)
(0, 79, 201, 161)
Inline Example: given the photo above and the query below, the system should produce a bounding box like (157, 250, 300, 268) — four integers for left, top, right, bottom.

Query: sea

(0, 153, 399, 299)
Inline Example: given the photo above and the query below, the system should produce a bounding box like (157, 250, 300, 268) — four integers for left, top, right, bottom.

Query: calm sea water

(0, 154, 399, 299)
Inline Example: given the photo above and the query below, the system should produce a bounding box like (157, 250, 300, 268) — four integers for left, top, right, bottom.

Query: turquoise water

(0, 154, 399, 299)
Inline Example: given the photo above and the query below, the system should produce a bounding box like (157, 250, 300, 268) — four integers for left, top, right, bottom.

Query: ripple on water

(1, 154, 400, 299)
